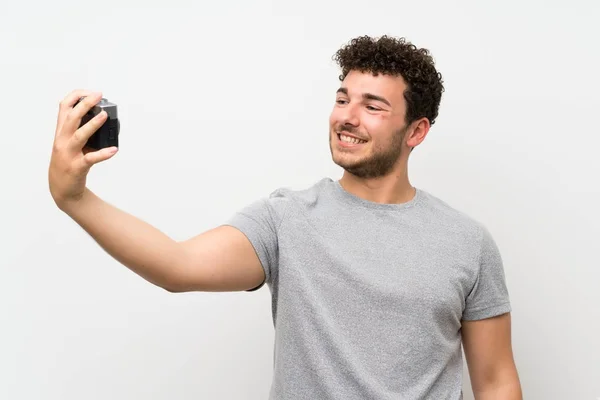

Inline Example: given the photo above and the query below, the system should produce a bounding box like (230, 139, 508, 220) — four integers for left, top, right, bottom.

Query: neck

(338, 166, 415, 205)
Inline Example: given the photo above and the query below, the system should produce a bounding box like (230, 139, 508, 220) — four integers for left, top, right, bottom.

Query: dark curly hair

(332, 35, 444, 126)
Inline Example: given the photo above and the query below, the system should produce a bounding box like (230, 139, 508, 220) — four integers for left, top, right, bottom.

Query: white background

(1, 1, 599, 399)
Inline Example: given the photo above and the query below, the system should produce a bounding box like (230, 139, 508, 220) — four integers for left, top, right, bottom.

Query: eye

(336, 99, 348, 105)
(366, 105, 381, 111)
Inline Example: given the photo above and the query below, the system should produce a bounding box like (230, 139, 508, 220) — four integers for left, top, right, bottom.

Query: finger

(70, 109, 108, 150)
(61, 92, 104, 137)
(79, 146, 118, 170)
(55, 89, 95, 136)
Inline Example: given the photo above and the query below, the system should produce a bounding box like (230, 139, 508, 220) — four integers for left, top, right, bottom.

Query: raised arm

(49, 90, 265, 293)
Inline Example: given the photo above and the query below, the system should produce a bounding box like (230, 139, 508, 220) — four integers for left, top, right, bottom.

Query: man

(48, 35, 522, 399)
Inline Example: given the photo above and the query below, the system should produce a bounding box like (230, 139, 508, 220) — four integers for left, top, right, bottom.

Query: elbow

(159, 246, 195, 293)
(473, 371, 522, 400)
(154, 269, 192, 293)
(160, 277, 191, 293)
(162, 283, 185, 293)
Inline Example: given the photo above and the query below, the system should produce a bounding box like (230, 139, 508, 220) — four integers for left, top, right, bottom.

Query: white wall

(1, 1, 599, 399)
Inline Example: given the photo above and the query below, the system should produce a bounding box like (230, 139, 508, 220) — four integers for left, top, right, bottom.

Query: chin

(332, 152, 362, 170)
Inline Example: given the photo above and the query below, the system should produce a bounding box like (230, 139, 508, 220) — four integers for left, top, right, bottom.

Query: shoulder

(267, 177, 335, 207)
(241, 178, 334, 225)
(416, 189, 491, 247)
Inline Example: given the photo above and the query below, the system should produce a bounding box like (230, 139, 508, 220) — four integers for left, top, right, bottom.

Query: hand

(48, 89, 118, 209)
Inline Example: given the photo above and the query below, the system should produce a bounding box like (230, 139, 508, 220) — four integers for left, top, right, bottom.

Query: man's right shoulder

(236, 177, 333, 221)
(267, 177, 334, 203)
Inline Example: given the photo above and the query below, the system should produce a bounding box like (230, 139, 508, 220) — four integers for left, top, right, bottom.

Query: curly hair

(332, 35, 444, 126)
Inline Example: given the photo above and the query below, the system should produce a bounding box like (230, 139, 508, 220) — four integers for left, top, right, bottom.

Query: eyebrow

(336, 87, 391, 107)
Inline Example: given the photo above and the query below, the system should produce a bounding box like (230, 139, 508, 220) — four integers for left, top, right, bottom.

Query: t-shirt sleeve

(462, 226, 512, 321)
(223, 192, 289, 292)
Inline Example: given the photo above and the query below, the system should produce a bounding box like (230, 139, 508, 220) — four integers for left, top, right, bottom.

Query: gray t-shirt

(225, 178, 511, 400)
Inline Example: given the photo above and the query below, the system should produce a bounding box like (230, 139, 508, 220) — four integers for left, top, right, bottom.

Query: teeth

(340, 134, 366, 144)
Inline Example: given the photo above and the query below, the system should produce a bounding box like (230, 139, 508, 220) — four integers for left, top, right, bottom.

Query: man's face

(329, 70, 410, 179)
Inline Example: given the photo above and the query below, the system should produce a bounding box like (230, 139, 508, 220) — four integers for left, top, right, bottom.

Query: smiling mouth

(337, 133, 367, 145)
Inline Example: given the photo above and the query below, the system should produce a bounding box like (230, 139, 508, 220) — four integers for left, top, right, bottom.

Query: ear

(406, 117, 431, 149)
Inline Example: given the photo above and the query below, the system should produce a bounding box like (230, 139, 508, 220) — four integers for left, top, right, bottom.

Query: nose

(339, 103, 360, 128)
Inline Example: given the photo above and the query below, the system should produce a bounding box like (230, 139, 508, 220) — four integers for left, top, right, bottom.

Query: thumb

(80, 146, 118, 170)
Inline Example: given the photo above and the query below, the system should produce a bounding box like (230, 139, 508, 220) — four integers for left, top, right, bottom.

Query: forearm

(60, 188, 188, 291)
